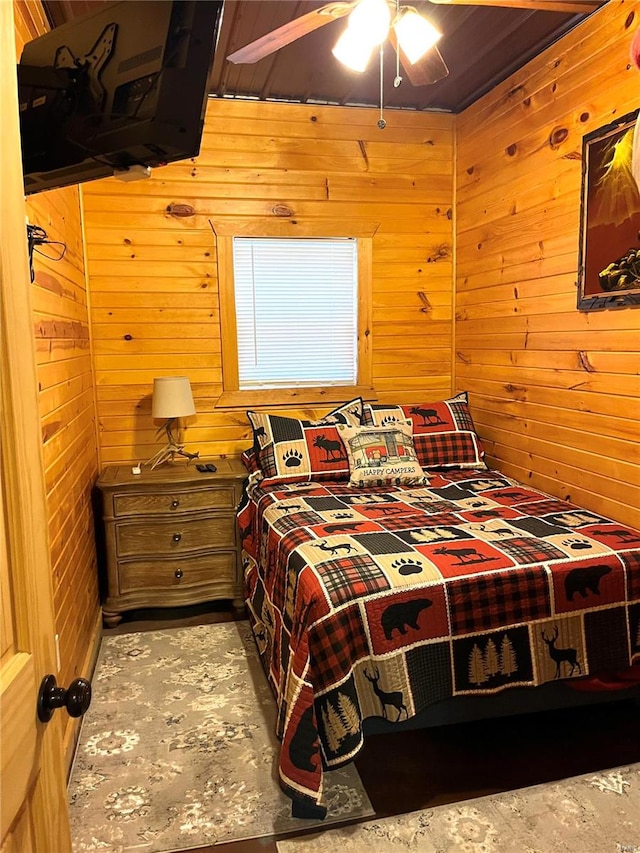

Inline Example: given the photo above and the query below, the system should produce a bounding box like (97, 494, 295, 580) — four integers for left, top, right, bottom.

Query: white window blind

(233, 237, 358, 389)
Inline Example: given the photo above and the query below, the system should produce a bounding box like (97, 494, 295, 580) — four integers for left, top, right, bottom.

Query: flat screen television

(18, 0, 223, 195)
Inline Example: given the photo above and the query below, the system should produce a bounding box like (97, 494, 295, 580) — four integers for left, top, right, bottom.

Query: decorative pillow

(241, 447, 261, 475)
(246, 398, 363, 484)
(337, 421, 429, 488)
(361, 392, 485, 469)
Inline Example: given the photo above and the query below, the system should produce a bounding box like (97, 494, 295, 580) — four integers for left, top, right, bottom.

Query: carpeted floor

(276, 762, 640, 852)
(68, 622, 373, 852)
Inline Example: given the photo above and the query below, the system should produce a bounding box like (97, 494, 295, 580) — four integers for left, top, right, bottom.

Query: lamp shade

(332, 25, 374, 72)
(394, 9, 442, 65)
(347, 0, 390, 47)
(152, 376, 196, 419)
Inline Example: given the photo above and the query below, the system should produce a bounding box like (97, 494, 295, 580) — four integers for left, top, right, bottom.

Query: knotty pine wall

(456, 0, 640, 528)
(82, 100, 454, 465)
(15, 0, 101, 762)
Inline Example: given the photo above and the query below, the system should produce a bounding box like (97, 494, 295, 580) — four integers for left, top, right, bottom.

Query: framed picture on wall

(577, 108, 640, 311)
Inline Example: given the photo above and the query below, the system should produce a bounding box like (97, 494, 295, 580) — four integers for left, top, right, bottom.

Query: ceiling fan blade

(388, 30, 449, 87)
(427, 0, 601, 12)
(227, 2, 354, 64)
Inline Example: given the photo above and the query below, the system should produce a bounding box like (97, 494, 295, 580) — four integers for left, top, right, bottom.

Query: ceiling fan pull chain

(378, 43, 386, 130)
(393, 0, 403, 89)
(394, 49, 402, 88)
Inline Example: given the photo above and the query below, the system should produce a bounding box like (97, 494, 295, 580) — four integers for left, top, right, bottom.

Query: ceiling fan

(227, 0, 601, 89)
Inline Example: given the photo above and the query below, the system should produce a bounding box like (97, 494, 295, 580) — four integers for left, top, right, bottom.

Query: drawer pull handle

(172, 533, 182, 542)
(174, 569, 183, 580)
(171, 499, 180, 509)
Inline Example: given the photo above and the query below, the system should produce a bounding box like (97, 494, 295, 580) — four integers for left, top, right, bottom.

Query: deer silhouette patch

(364, 666, 408, 721)
(381, 598, 432, 640)
(541, 626, 582, 678)
(564, 564, 611, 601)
(312, 539, 355, 557)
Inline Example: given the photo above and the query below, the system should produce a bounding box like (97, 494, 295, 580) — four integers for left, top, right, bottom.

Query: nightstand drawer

(119, 552, 237, 594)
(116, 515, 236, 557)
(113, 486, 236, 517)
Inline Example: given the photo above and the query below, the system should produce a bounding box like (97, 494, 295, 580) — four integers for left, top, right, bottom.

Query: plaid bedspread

(237, 468, 640, 818)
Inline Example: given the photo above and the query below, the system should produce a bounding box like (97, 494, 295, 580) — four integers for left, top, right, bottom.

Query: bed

(237, 394, 640, 818)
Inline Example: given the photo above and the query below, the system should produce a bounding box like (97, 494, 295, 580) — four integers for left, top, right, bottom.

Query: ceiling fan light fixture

(394, 8, 442, 65)
(348, 0, 391, 46)
(332, 25, 375, 72)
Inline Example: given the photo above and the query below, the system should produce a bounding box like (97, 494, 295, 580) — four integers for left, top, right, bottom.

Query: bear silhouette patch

(381, 598, 432, 641)
(564, 564, 611, 602)
(288, 705, 319, 773)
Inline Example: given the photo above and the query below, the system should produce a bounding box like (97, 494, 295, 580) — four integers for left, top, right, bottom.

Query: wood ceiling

(43, 0, 606, 114)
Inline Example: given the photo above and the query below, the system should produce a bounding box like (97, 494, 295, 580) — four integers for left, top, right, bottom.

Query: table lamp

(146, 376, 199, 469)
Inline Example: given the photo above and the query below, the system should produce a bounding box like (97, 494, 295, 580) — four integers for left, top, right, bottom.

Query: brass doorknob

(37, 674, 91, 723)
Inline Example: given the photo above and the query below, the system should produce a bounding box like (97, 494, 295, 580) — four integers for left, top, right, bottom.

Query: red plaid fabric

(315, 554, 390, 607)
(623, 551, 640, 601)
(271, 529, 313, 615)
(448, 567, 551, 634)
(518, 499, 572, 517)
(494, 537, 567, 565)
(308, 605, 369, 691)
(362, 392, 485, 469)
(412, 432, 478, 469)
(272, 511, 325, 535)
(241, 447, 261, 474)
(378, 513, 437, 532)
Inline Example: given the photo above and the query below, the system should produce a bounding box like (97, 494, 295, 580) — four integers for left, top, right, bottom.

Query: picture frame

(577, 108, 640, 311)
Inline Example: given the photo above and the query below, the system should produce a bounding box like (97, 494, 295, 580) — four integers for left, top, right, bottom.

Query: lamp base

(146, 419, 199, 469)
(146, 442, 200, 470)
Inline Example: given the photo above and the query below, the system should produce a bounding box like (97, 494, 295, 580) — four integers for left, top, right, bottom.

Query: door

(0, 3, 73, 851)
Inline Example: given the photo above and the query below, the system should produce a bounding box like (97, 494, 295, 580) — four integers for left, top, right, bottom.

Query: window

(217, 230, 373, 408)
(233, 237, 358, 389)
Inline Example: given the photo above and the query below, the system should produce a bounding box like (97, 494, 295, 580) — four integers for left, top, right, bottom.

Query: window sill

(217, 385, 377, 410)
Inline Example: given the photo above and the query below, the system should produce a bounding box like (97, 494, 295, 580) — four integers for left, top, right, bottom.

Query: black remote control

(196, 463, 217, 473)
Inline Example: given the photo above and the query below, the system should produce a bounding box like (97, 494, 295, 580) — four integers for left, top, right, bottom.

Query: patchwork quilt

(237, 468, 640, 818)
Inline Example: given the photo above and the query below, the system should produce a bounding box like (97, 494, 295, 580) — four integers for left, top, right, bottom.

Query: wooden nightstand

(95, 459, 247, 626)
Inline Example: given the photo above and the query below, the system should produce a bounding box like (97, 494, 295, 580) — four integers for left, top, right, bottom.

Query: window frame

(216, 225, 373, 409)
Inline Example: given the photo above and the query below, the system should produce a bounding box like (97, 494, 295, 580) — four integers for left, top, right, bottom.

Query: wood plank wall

(456, 0, 640, 528)
(14, 0, 101, 761)
(81, 100, 455, 465)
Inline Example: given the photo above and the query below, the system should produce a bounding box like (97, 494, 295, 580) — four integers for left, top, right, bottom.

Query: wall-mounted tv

(18, 0, 223, 195)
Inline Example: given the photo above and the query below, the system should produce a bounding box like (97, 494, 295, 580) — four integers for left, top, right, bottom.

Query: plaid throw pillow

(240, 447, 264, 490)
(247, 398, 363, 485)
(240, 447, 260, 474)
(362, 392, 485, 469)
(337, 421, 429, 488)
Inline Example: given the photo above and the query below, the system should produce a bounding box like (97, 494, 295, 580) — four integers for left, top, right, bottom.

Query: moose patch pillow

(246, 398, 363, 485)
(338, 421, 429, 488)
(362, 392, 485, 469)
